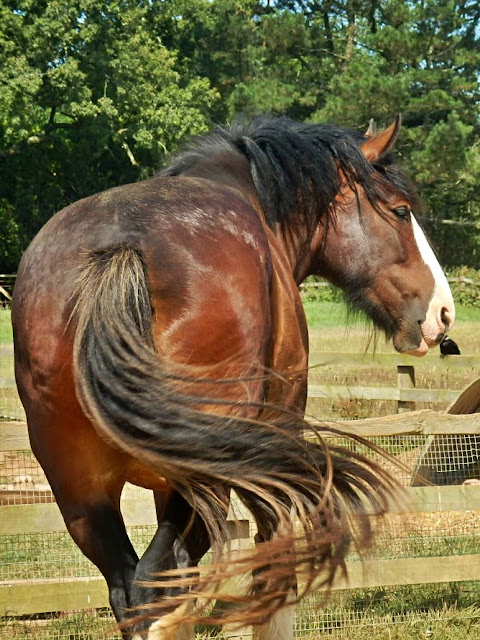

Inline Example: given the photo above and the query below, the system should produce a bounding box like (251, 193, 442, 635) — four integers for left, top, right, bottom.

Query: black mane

(161, 116, 419, 235)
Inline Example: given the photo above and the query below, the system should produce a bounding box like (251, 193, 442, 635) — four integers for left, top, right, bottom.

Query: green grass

(2, 301, 480, 345)
(2, 588, 480, 639)
(296, 583, 480, 639)
(0, 609, 121, 639)
(304, 299, 480, 419)
(455, 305, 480, 323)
(1, 527, 156, 581)
(303, 298, 480, 331)
(2, 302, 480, 638)
(0, 309, 12, 344)
(304, 300, 480, 361)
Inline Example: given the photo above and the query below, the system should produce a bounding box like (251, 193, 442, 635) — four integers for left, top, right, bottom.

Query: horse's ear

(365, 118, 377, 138)
(361, 115, 401, 162)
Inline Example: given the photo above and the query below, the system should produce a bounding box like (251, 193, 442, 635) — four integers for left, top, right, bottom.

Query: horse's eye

(393, 206, 411, 220)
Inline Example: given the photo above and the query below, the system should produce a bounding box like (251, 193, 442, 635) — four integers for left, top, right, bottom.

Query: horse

(12, 115, 454, 640)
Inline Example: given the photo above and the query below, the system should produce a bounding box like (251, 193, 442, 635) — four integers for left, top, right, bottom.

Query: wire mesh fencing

(1, 348, 480, 639)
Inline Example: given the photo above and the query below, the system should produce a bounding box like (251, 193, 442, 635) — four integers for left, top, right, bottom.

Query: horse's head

(311, 117, 454, 356)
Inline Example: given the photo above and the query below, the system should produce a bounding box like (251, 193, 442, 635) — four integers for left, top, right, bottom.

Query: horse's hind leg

(63, 498, 139, 623)
(252, 594, 295, 640)
(130, 491, 212, 640)
(28, 418, 139, 625)
(250, 530, 296, 640)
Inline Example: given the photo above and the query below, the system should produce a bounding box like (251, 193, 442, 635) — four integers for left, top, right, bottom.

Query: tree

(309, 0, 480, 265)
(1, 0, 479, 271)
(0, 0, 219, 271)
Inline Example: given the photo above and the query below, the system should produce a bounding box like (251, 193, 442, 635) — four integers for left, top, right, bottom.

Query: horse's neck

(270, 226, 323, 287)
(181, 150, 319, 284)
(181, 148, 269, 223)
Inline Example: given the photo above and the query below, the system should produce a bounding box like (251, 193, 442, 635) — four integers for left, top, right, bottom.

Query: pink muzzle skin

(404, 291, 454, 357)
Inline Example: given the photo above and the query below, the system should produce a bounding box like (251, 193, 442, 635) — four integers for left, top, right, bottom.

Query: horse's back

(14, 174, 271, 356)
(12, 175, 278, 485)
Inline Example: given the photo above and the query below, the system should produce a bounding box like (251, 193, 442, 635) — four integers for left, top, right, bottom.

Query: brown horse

(12, 116, 454, 639)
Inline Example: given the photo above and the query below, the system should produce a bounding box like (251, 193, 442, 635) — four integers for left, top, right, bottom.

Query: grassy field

(4, 300, 480, 421)
(303, 298, 480, 350)
(4, 300, 480, 343)
(0, 309, 12, 344)
(301, 299, 480, 420)
(1, 302, 480, 639)
(2, 586, 479, 639)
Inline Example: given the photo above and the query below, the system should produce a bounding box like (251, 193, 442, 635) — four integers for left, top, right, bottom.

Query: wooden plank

(121, 496, 157, 526)
(0, 577, 108, 615)
(0, 345, 13, 356)
(397, 364, 415, 413)
(327, 554, 480, 591)
(2, 554, 479, 616)
(309, 409, 480, 436)
(2, 486, 479, 536)
(0, 378, 17, 390)
(0, 496, 158, 534)
(309, 352, 419, 367)
(3, 411, 480, 453)
(308, 384, 459, 404)
(387, 485, 480, 514)
(0, 285, 11, 301)
(1, 503, 65, 534)
(0, 421, 30, 451)
(402, 485, 480, 513)
(309, 351, 480, 369)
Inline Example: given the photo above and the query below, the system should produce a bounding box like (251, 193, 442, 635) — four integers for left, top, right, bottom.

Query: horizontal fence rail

(3, 350, 480, 421)
(309, 384, 459, 404)
(307, 352, 480, 411)
(1, 348, 480, 630)
(309, 351, 480, 369)
(1, 417, 480, 617)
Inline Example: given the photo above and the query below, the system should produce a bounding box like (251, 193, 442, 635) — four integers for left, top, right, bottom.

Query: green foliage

(301, 277, 344, 303)
(424, 219, 480, 270)
(0, 309, 12, 343)
(447, 267, 480, 308)
(0, 0, 479, 271)
(310, 0, 480, 251)
(0, 201, 22, 272)
(0, 0, 219, 270)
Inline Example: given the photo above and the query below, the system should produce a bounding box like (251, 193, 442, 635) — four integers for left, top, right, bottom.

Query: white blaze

(411, 215, 455, 346)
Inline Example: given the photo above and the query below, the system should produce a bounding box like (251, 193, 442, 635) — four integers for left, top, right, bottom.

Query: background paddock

(1, 305, 480, 638)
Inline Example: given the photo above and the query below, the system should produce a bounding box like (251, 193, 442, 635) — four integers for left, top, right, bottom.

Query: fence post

(397, 365, 416, 413)
(213, 497, 254, 640)
(222, 518, 253, 639)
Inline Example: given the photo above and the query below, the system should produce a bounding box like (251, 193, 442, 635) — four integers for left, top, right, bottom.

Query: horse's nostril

(441, 307, 453, 330)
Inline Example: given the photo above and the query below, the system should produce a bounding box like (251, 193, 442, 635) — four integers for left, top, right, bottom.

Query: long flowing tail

(72, 245, 397, 627)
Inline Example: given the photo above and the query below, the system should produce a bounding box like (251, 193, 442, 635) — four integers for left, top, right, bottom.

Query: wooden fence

(3, 350, 480, 422)
(1, 413, 480, 619)
(308, 351, 480, 411)
(1, 350, 480, 629)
